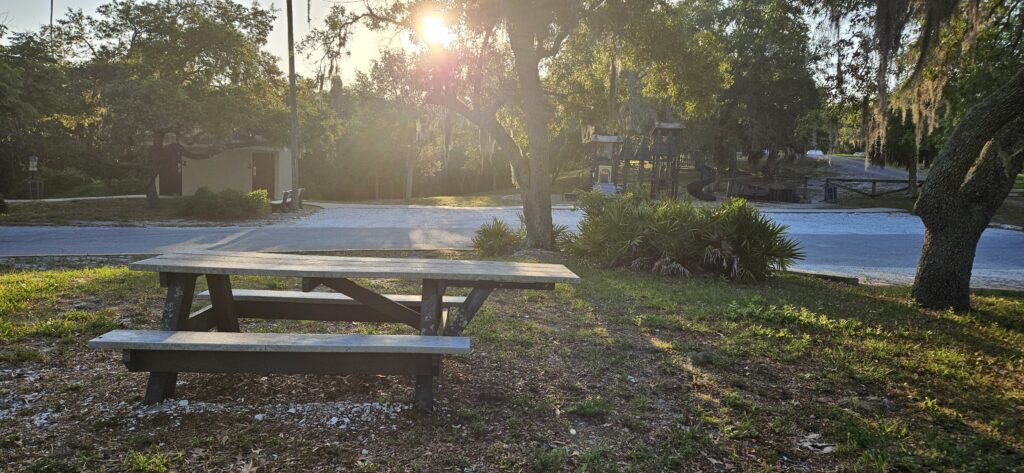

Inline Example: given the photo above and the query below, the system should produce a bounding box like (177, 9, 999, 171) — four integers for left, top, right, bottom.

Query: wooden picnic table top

(129, 250, 581, 285)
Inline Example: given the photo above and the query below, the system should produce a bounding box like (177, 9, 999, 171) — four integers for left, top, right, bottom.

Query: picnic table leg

(415, 279, 445, 411)
(206, 274, 240, 332)
(144, 273, 197, 404)
(443, 287, 493, 336)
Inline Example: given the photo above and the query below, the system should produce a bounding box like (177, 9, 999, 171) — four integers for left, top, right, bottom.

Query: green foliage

(0, 194, 7, 214)
(527, 447, 568, 472)
(472, 218, 524, 256)
(122, 448, 175, 473)
(566, 395, 612, 419)
(565, 192, 802, 282)
(178, 188, 270, 220)
(39, 168, 92, 194)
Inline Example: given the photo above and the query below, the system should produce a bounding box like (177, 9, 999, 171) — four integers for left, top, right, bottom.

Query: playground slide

(687, 165, 717, 201)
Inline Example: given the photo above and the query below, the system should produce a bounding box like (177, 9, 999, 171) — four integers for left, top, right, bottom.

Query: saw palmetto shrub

(564, 192, 802, 282)
(473, 217, 524, 256)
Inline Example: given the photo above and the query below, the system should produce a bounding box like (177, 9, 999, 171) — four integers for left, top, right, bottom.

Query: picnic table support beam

(184, 305, 215, 331)
(443, 287, 493, 336)
(320, 278, 421, 328)
(206, 274, 240, 332)
(301, 277, 324, 292)
(144, 272, 197, 404)
(415, 279, 445, 411)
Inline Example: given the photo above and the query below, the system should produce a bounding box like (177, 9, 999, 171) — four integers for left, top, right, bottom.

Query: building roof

(587, 133, 624, 144)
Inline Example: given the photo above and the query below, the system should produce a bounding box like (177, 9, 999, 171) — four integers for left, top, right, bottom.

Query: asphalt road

(1, 204, 1021, 289)
(818, 154, 927, 180)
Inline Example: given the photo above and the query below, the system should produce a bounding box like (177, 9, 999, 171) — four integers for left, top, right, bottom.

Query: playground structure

(586, 122, 719, 200)
(585, 130, 625, 195)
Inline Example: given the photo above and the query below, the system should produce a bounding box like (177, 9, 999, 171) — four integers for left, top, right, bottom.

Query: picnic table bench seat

(196, 289, 466, 307)
(193, 289, 466, 328)
(90, 330, 468, 377)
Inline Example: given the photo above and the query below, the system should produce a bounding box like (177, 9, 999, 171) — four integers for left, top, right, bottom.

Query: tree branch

(959, 115, 1024, 220)
(915, 68, 1024, 226)
(424, 89, 528, 180)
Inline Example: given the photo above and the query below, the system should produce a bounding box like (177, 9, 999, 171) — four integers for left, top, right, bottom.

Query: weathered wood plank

(196, 289, 466, 307)
(129, 250, 580, 284)
(321, 278, 422, 328)
(302, 277, 324, 292)
(442, 281, 555, 290)
(415, 279, 446, 411)
(89, 330, 470, 355)
(443, 287, 493, 336)
(211, 301, 422, 328)
(184, 305, 215, 331)
(146, 273, 197, 404)
(160, 273, 197, 330)
(206, 274, 240, 332)
(419, 279, 445, 337)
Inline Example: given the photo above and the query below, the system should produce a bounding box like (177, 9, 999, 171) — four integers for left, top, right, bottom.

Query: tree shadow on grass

(570, 265, 1023, 471)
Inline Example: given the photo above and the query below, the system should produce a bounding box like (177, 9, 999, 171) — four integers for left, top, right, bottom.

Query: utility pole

(286, 0, 300, 193)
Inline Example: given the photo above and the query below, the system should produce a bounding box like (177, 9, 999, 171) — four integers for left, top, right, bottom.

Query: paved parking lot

(1, 204, 1021, 289)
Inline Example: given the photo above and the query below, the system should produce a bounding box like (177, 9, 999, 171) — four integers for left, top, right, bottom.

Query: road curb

(787, 270, 860, 285)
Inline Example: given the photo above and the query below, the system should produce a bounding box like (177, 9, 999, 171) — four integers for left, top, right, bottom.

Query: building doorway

(251, 152, 276, 197)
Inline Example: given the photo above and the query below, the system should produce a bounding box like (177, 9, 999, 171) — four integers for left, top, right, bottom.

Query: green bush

(40, 167, 95, 196)
(516, 212, 571, 250)
(473, 217, 524, 256)
(178, 187, 270, 220)
(0, 194, 7, 214)
(564, 192, 802, 282)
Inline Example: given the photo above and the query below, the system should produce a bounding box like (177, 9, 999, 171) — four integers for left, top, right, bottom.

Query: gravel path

(1, 204, 1021, 289)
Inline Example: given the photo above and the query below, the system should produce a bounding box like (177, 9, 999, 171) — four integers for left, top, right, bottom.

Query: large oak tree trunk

(912, 69, 1024, 311)
(509, 27, 554, 250)
(912, 222, 986, 311)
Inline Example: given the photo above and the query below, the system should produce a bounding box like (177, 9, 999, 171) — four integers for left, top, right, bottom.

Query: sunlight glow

(421, 15, 453, 46)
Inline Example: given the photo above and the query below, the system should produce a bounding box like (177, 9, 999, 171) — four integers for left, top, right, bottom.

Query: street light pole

(286, 0, 300, 194)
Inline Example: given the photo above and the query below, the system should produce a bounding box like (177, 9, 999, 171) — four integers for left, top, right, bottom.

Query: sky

(0, 0, 398, 82)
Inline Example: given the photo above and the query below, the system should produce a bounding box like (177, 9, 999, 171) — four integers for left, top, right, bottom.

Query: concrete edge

(787, 270, 860, 285)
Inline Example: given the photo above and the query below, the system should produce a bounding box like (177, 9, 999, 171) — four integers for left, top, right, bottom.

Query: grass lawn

(1, 251, 1022, 472)
(357, 191, 516, 207)
(0, 199, 319, 226)
(832, 193, 1024, 227)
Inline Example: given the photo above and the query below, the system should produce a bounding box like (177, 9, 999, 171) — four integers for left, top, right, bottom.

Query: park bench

(270, 190, 292, 212)
(292, 187, 305, 210)
(89, 250, 580, 410)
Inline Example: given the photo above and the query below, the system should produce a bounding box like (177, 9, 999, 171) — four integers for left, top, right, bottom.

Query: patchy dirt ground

(1, 252, 1022, 472)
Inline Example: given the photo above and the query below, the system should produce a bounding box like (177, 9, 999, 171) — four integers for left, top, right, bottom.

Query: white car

(805, 149, 825, 158)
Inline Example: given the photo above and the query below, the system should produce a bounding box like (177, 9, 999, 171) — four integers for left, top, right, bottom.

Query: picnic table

(89, 250, 579, 410)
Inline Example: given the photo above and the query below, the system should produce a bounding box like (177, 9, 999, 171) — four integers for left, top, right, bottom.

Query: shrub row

(178, 187, 270, 220)
(562, 193, 802, 282)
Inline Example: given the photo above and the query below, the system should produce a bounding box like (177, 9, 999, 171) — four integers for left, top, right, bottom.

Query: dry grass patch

(1, 251, 1021, 472)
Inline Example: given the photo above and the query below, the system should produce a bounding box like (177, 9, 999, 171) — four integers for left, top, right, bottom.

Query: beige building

(157, 146, 293, 201)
